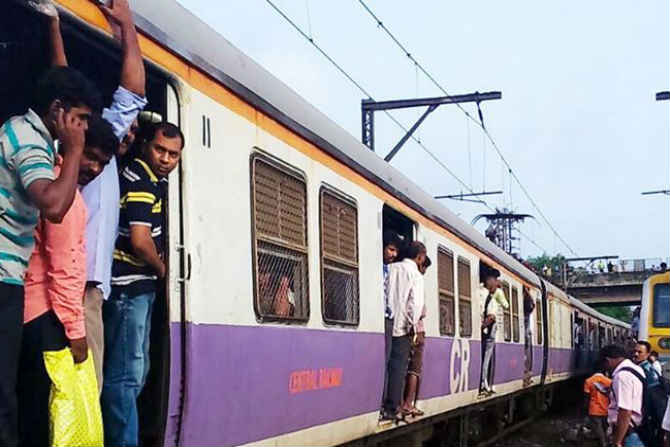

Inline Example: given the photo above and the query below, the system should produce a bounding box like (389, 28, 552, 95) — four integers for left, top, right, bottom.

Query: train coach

(2, 1, 630, 446)
(639, 271, 670, 374)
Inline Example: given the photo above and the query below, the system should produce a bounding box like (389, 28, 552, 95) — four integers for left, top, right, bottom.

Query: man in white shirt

(381, 241, 426, 421)
(603, 344, 645, 447)
(479, 267, 507, 395)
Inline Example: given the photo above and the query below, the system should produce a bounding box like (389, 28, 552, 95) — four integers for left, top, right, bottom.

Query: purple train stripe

(165, 323, 576, 446)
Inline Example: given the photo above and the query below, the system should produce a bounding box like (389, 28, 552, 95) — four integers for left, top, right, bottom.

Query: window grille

(438, 249, 455, 336)
(503, 282, 512, 341)
(512, 286, 520, 342)
(252, 157, 308, 321)
(458, 258, 472, 337)
(320, 189, 359, 325)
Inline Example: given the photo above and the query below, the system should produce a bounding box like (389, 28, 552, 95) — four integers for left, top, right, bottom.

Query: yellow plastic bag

(43, 348, 104, 447)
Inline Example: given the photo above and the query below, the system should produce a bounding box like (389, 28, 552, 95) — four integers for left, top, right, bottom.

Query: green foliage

(596, 306, 633, 323)
(527, 253, 566, 272)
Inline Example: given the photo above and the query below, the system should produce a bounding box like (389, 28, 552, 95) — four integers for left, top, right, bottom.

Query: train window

(437, 248, 455, 336)
(536, 299, 543, 345)
(502, 281, 512, 341)
(653, 283, 670, 328)
(457, 258, 472, 337)
(512, 286, 520, 343)
(251, 156, 309, 322)
(320, 188, 359, 325)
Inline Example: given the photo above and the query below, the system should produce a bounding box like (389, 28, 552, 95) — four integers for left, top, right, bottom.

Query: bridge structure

(564, 258, 668, 307)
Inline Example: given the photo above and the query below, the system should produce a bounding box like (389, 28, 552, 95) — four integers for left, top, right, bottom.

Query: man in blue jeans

(102, 122, 184, 446)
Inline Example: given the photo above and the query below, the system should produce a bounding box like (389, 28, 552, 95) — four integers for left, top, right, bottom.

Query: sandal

(411, 407, 425, 417)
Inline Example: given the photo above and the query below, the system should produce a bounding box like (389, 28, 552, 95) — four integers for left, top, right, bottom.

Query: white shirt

(608, 359, 644, 427)
(385, 258, 424, 337)
(662, 399, 670, 432)
(81, 87, 147, 299)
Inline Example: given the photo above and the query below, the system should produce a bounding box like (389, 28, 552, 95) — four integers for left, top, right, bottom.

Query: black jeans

(17, 311, 68, 447)
(0, 283, 24, 447)
(381, 318, 394, 407)
(384, 335, 412, 413)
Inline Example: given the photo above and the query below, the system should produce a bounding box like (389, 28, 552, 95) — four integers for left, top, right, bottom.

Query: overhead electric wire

(263, 0, 551, 256)
(356, 0, 578, 257)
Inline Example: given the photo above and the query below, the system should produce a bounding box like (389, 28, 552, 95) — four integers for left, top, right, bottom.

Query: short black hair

(404, 241, 426, 260)
(636, 340, 652, 354)
(85, 114, 118, 157)
(383, 230, 400, 249)
(601, 344, 626, 359)
(650, 350, 659, 357)
(480, 265, 501, 282)
(143, 121, 185, 149)
(31, 67, 101, 116)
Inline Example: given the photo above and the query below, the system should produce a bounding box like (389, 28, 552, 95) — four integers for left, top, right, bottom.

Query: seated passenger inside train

(258, 254, 296, 318)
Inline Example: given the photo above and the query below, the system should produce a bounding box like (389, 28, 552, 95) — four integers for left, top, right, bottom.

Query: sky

(176, 0, 669, 261)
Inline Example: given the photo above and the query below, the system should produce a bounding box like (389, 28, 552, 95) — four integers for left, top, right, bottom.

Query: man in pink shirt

(16, 115, 117, 446)
(603, 344, 645, 447)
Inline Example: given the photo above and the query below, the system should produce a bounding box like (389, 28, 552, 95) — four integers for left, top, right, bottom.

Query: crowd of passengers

(583, 342, 669, 447)
(379, 231, 539, 422)
(0, 2, 184, 446)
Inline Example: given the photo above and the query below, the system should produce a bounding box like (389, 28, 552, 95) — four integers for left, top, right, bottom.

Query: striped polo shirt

(0, 110, 56, 285)
(111, 158, 165, 296)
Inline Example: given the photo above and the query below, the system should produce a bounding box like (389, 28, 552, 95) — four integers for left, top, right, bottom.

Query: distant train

(639, 271, 670, 373)
(3, 1, 631, 446)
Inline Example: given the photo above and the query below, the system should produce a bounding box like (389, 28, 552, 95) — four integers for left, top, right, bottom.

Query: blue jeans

(101, 291, 155, 447)
(623, 431, 644, 447)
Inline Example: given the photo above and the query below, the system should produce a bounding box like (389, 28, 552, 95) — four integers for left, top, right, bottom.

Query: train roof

(569, 296, 630, 329)
(120, 0, 543, 286)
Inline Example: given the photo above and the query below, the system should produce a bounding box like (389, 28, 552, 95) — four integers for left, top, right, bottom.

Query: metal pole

(384, 104, 437, 162)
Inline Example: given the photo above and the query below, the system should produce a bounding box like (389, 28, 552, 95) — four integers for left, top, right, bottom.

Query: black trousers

(17, 311, 68, 447)
(381, 318, 394, 407)
(0, 283, 24, 447)
(383, 335, 411, 413)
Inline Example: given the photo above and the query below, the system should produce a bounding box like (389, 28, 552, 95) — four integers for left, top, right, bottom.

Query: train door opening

(382, 205, 414, 258)
(1, 4, 181, 445)
(478, 260, 498, 391)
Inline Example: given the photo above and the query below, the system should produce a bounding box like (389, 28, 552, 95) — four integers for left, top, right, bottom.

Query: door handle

(175, 244, 191, 283)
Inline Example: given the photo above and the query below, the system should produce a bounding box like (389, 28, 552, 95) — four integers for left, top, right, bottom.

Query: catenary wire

(264, 0, 550, 256)
(356, 0, 578, 257)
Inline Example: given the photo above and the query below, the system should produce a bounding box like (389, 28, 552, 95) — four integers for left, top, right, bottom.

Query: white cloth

(662, 399, 670, 432)
(385, 258, 424, 337)
(81, 87, 147, 299)
(652, 360, 662, 376)
(608, 359, 644, 427)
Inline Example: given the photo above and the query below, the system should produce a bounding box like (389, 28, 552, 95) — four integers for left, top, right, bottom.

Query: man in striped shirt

(102, 122, 184, 447)
(0, 67, 100, 447)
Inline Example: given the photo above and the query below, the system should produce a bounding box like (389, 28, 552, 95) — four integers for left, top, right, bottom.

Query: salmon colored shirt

(584, 372, 612, 416)
(24, 157, 87, 340)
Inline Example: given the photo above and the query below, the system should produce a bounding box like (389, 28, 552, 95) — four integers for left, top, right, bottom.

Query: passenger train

(2, 1, 631, 445)
(639, 271, 670, 373)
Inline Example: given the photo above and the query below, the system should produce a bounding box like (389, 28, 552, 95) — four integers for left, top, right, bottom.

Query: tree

(527, 253, 566, 274)
(596, 306, 633, 323)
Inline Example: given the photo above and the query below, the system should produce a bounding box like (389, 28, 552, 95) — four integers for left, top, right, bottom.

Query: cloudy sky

(177, 0, 669, 261)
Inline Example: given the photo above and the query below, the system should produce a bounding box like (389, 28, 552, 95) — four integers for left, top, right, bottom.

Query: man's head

(419, 256, 432, 275)
(649, 351, 659, 363)
(118, 118, 139, 157)
(405, 241, 427, 268)
(601, 344, 627, 372)
(31, 67, 101, 137)
(633, 341, 652, 365)
(78, 115, 117, 186)
(661, 262, 668, 271)
(382, 231, 400, 265)
(141, 122, 184, 178)
(482, 267, 501, 293)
